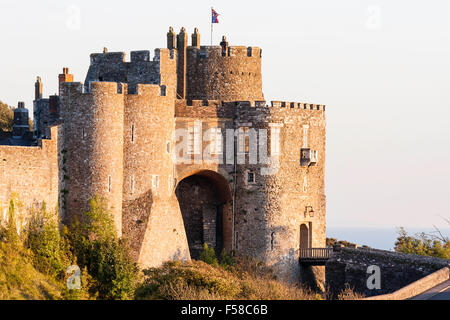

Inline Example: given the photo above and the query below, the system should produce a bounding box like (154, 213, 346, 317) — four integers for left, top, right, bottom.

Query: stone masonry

(0, 27, 327, 284)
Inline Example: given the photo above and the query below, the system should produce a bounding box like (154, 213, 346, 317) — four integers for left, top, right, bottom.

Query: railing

(299, 248, 333, 262)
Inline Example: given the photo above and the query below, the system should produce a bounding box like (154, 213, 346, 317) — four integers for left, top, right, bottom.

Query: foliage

(394, 227, 450, 259)
(199, 243, 219, 267)
(219, 250, 236, 269)
(0, 200, 64, 299)
(66, 196, 140, 300)
(0, 195, 138, 300)
(136, 259, 318, 300)
(0, 100, 14, 132)
(26, 203, 72, 279)
(336, 284, 365, 300)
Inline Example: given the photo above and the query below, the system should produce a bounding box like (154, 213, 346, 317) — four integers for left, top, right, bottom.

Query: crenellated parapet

(175, 99, 325, 119)
(186, 44, 263, 101)
(84, 48, 176, 95)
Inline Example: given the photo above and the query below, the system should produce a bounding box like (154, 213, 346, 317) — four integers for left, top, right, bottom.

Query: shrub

(219, 250, 235, 269)
(395, 227, 450, 259)
(199, 243, 218, 267)
(26, 203, 72, 279)
(137, 259, 318, 300)
(66, 196, 140, 300)
(336, 284, 365, 300)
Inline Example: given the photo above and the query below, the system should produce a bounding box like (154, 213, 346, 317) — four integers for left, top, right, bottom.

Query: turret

(176, 27, 188, 99)
(186, 34, 264, 101)
(167, 26, 176, 50)
(192, 28, 200, 48)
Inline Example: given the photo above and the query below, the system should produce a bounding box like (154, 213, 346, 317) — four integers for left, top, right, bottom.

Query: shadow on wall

(122, 189, 153, 261)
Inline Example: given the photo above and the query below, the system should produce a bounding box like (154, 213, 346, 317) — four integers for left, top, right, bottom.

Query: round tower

(185, 33, 264, 101)
(60, 82, 124, 236)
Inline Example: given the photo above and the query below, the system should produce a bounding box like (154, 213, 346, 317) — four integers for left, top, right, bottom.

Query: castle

(0, 27, 326, 284)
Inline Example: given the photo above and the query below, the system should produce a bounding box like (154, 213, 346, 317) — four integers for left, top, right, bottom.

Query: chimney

(58, 67, 74, 95)
(35, 76, 43, 101)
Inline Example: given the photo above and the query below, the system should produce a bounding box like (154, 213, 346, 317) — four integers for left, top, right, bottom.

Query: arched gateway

(175, 170, 233, 259)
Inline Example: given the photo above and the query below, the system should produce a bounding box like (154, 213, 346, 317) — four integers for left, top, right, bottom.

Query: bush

(199, 243, 218, 266)
(66, 196, 140, 300)
(395, 227, 450, 259)
(26, 203, 72, 279)
(136, 259, 318, 300)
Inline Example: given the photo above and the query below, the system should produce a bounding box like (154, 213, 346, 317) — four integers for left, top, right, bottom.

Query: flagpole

(211, 7, 213, 46)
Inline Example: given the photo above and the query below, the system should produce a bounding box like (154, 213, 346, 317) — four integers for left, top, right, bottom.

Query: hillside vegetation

(395, 227, 450, 259)
(0, 196, 325, 300)
(136, 248, 319, 300)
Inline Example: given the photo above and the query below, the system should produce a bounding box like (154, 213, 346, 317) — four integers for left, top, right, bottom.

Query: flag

(212, 8, 219, 23)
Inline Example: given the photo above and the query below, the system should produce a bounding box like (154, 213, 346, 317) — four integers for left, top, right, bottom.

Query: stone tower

(56, 27, 327, 285)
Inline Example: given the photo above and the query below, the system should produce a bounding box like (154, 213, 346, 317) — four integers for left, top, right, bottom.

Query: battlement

(187, 46, 262, 59)
(90, 51, 126, 64)
(89, 48, 175, 65)
(61, 81, 167, 97)
(179, 99, 325, 110)
(175, 99, 325, 119)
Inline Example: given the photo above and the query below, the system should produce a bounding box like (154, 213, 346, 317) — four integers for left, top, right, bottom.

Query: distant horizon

(327, 226, 450, 251)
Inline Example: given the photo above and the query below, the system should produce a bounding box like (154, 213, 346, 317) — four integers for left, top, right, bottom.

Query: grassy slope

(137, 260, 321, 300)
(0, 242, 64, 300)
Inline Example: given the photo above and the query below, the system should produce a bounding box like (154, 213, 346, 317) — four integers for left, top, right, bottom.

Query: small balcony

(300, 148, 318, 167)
(299, 247, 333, 266)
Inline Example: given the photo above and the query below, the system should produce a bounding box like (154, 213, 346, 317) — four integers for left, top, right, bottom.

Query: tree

(394, 222, 450, 259)
(0, 100, 14, 132)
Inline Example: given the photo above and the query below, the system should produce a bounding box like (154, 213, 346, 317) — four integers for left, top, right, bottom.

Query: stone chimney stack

(12, 102, 30, 138)
(176, 27, 188, 99)
(35, 76, 43, 101)
(192, 28, 200, 48)
(58, 67, 73, 95)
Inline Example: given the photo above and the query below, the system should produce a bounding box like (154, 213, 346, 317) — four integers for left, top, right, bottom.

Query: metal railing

(299, 247, 333, 261)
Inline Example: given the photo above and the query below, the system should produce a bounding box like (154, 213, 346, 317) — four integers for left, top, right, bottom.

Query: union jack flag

(212, 8, 219, 23)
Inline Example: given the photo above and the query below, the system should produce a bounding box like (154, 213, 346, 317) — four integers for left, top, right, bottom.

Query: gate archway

(175, 170, 233, 259)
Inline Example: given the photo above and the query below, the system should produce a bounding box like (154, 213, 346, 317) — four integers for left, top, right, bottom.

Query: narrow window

(131, 124, 135, 143)
(247, 171, 255, 183)
(130, 175, 135, 195)
(238, 127, 249, 154)
(302, 125, 309, 148)
(271, 232, 275, 250)
(82, 128, 86, 140)
(187, 123, 201, 155)
(152, 175, 159, 189)
(166, 141, 171, 153)
(108, 176, 112, 192)
(210, 128, 223, 155)
(271, 127, 281, 156)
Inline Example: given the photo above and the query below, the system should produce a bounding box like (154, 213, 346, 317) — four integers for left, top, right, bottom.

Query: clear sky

(1, 0, 449, 230)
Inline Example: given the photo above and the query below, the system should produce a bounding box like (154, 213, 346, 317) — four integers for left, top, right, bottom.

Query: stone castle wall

(0, 126, 60, 220)
(186, 46, 264, 101)
(59, 81, 124, 236)
(326, 247, 450, 298)
(15, 29, 327, 283)
(173, 99, 326, 283)
(122, 81, 189, 267)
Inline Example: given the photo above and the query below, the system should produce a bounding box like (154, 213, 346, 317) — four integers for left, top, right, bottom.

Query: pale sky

(1, 0, 449, 229)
